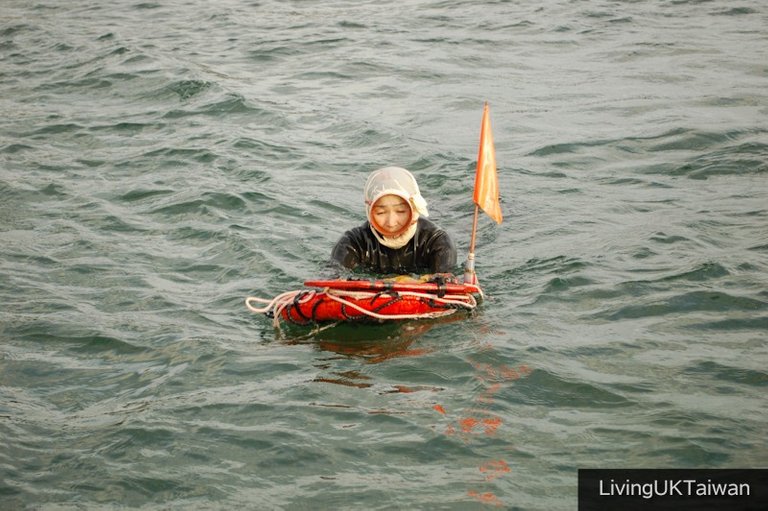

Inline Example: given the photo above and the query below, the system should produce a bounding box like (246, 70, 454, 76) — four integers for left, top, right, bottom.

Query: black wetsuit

(330, 217, 457, 275)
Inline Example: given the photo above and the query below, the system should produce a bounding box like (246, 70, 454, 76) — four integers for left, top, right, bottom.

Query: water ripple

(2, 0, 767, 508)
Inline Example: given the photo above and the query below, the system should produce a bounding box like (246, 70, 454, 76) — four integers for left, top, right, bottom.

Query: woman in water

(330, 166, 457, 277)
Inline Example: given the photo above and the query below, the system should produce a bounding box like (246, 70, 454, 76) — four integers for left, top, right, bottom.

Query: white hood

(364, 166, 429, 219)
(363, 166, 428, 250)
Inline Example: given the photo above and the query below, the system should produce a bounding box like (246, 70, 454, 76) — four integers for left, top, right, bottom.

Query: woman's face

(371, 194, 412, 236)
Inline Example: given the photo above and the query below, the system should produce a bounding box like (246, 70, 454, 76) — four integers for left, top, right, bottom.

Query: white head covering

(364, 166, 428, 249)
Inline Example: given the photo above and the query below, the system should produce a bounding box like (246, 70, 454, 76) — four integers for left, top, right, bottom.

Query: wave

(595, 290, 766, 321)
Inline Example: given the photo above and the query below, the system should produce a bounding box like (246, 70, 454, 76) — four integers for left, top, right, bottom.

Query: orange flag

(473, 103, 502, 224)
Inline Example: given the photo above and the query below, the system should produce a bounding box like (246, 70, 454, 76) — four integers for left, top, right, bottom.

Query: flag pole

(463, 204, 480, 285)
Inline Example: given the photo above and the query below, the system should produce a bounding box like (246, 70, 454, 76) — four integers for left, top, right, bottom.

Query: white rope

(245, 286, 478, 327)
(246, 290, 317, 328)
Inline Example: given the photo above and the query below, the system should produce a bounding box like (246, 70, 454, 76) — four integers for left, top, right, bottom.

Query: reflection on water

(280, 313, 472, 363)
(283, 320, 437, 371)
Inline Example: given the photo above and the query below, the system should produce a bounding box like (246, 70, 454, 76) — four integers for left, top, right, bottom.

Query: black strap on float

(370, 289, 398, 302)
(368, 289, 401, 311)
(310, 295, 324, 323)
(371, 294, 402, 314)
(340, 302, 353, 320)
(287, 291, 312, 324)
(431, 275, 447, 298)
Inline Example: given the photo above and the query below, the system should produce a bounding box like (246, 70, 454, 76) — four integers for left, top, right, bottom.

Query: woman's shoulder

(417, 217, 455, 245)
(349, 221, 372, 234)
(338, 221, 374, 242)
(417, 217, 447, 234)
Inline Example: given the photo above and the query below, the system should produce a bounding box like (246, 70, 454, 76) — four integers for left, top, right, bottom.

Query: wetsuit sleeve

(427, 229, 458, 273)
(330, 229, 362, 271)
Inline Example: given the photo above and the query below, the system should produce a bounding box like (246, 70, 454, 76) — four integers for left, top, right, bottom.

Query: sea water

(1, 0, 766, 509)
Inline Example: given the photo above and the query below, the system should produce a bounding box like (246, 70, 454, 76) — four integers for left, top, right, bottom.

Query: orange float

(246, 278, 482, 327)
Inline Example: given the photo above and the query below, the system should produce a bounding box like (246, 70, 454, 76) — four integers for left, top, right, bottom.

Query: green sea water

(1, 0, 767, 509)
